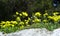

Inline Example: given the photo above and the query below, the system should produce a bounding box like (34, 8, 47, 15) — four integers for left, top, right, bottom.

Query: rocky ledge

(0, 28, 60, 36)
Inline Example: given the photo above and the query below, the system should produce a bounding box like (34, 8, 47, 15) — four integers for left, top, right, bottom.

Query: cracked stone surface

(0, 28, 60, 36)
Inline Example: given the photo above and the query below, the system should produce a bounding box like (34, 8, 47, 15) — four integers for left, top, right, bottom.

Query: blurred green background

(0, 0, 60, 21)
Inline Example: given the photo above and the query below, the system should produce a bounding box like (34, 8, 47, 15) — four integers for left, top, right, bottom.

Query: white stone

(0, 32, 4, 36)
(51, 28, 60, 36)
(0, 28, 60, 36)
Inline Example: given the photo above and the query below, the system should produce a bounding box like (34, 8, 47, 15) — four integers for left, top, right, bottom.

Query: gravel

(0, 28, 60, 36)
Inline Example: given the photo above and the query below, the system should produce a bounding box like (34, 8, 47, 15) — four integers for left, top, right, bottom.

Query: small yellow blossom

(12, 25, 14, 27)
(6, 21, 10, 24)
(16, 17, 21, 21)
(2, 25, 6, 28)
(58, 15, 60, 19)
(53, 12, 59, 15)
(32, 20, 35, 22)
(28, 17, 31, 20)
(1, 21, 5, 24)
(33, 18, 41, 23)
(52, 16, 59, 22)
(12, 21, 17, 24)
(24, 20, 27, 22)
(48, 16, 53, 19)
(19, 14, 22, 16)
(48, 15, 60, 22)
(5, 23, 11, 27)
(22, 12, 28, 16)
(11, 21, 14, 23)
(43, 20, 48, 23)
(16, 12, 19, 15)
(19, 21, 24, 25)
(25, 21, 29, 24)
(35, 12, 41, 17)
(43, 13, 48, 16)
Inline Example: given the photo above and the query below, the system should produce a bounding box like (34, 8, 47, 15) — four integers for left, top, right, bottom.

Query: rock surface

(51, 28, 60, 36)
(0, 28, 60, 36)
(0, 32, 4, 36)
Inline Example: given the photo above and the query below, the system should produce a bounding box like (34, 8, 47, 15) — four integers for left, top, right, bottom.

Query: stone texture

(0, 32, 4, 36)
(0, 28, 60, 36)
(51, 28, 60, 36)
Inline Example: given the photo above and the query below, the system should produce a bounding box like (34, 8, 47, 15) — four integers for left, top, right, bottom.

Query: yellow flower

(5, 23, 11, 27)
(19, 21, 24, 25)
(28, 17, 31, 20)
(8, 24, 11, 26)
(24, 20, 29, 24)
(32, 20, 35, 22)
(6, 21, 10, 24)
(43, 20, 48, 23)
(2, 25, 6, 28)
(22, 12, 28, 16)
(16, 12, 19, 15)
(19, 14, 22, 16)
(48, 15, 59, 22)
(53, 18, 58, 22)
(43, 13, 48, 16)
(35, 12, 41, 17)
(33, 18, 41, 23)
(16, 17, 21, 21)
(48, 16, 52, 19)
(11, 21, 17, 24)
(25, 21, 29, 24)
(1, 21, 5, 24)
(24, 20, 27, 22)
(53, 12, 59, 15)
(52, 16, 59, 22)
(12, 25, 14, 27)
(11, 21, 14, 23)
(58, 15, 60, 19)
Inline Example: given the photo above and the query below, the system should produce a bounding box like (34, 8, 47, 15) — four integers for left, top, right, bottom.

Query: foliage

(0, 11, 60, 33)
(0, 0, 53, 21)
(27, 23, 60, 31)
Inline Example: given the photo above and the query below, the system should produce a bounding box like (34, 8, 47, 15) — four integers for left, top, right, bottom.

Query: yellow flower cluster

(24, 17, 31, 26)
(0, 21, 18, 28)
(10, 21, 18, 24)
(33, 18, 41, 23)
(15, 12, 28, 17)
(48, 15, 60, 22)
(22, 12, 28, 16)
(0, 11, 60, 31)
(15, 11, 60, 23)
(15, 12, 30, 29)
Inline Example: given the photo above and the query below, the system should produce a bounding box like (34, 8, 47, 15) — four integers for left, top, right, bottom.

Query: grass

(0, 22, 60, 33)
(24, 23, 60, 31)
